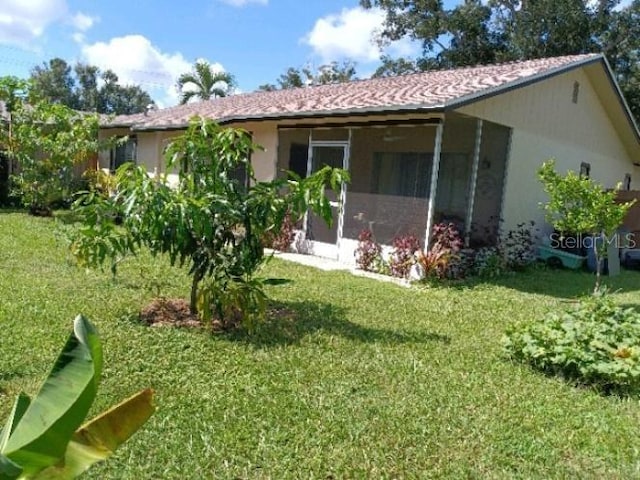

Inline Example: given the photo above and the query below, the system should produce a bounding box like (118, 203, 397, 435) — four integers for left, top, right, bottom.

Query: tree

(176, 60, 236, 104)
(98, 70, 154, 115)
(74, 63, 100, 112)
(257, 61, 358, 91)
(30, 58, 76, 107)
(6, 100, 101, 215)
(372, 55, 420, 78)
(361, 0, 640, 120)
(0, 76, 29, 113)
(70, 118, 349, 329)
(538, 160, 634, 293)
(29, 58, 154, 114)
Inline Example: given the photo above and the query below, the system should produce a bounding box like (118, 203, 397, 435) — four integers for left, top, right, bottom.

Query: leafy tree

(257, 83, 278, 92)
(74, 63, 100, 112)
(361, 0, 640, 121)
(98, 70, 154, 115)
(538, 160, 634, 293)
(372, 55, 420, 78)
(257, 61, 358, 91)
(29, 57, 154, 114)
(30, 58, 76, 107)
(0, 76, 29, 113)
(70, 118, 349, 329)
(6, 101, 101, 215)
(176, 60, 236, 104)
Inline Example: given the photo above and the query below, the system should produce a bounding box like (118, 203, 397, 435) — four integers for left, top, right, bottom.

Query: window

(624, 173, 632, 191)
(289, 143, 309, 179)
(371, 152, 433, 198)
(110, 136, 137, 172)
(580, 161, 591, 178)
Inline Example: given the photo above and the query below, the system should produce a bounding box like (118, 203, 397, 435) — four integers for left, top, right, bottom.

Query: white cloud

(0, 0, 98, 47)
(217, 0, 267, 6)
(69, 12, 97, 32)
(0, 0, 68, 45)
(304, 6, 419, 64)
(81, 35, 226, 107)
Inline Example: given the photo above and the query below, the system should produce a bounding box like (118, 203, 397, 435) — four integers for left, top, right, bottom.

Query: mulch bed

(139, 297, 297, 331)
(140, 298, 202, 329)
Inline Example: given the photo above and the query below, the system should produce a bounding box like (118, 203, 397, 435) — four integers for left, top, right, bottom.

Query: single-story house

(99, 53, 640, 263)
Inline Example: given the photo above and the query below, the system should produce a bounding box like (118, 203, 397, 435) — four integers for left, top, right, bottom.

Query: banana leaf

(35, 389, 155, 479)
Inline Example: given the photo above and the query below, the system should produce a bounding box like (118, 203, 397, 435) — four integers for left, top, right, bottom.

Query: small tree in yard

(6, 101, 100, 215)
(538, 160, 634, 293)
(71, 117, 348, 330)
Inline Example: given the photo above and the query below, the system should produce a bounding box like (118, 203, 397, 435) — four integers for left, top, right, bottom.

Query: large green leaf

(35, 389, 155, 479)
(0, 454, 22, 480)
(2, 316, 102, 476)
(0, 394, 30, 453)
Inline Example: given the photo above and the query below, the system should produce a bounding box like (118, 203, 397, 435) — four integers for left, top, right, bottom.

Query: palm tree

(176, 60, 235, 105)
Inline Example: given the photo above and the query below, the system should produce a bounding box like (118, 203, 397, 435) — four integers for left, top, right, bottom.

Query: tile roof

(105, 54, 602, 131)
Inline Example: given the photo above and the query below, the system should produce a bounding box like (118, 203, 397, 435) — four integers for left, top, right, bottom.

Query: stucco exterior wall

(457, 67, 639, 232)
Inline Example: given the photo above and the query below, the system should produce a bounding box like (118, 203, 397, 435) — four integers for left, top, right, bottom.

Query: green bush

(503, 294, 640, 394)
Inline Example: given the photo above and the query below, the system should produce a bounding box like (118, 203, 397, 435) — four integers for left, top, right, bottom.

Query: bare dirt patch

(140, 298, 202, 329)
(139, 297, 297, 331)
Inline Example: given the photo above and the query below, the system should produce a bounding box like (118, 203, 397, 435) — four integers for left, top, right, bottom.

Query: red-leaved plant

(262, 210, 296, 252)
(417, 222, 464, 279)
(355, 229, 382, 272)
(390, 234, 421, 278)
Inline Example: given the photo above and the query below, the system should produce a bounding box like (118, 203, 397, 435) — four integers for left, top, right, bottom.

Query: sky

(0, 0, 438, 107)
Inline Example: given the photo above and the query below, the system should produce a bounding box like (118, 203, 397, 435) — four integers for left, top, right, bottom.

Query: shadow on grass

(222, 299, 452, 349)
(435, 265, 640, 300)
(0, 207, 26, 215)
(53, 210, 83, 224)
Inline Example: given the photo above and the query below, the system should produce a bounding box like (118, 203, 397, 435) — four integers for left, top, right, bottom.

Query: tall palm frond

(177, 61, 235, 105)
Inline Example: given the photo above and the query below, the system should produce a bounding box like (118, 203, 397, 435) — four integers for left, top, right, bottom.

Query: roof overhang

(128, 105, 445, 132)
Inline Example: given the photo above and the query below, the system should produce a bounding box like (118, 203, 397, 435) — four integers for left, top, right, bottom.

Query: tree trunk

(594, 239, 602, 295)
(190, 270, 203, 315)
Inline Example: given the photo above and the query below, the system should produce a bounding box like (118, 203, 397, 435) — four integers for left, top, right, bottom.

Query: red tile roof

(106, 54, 602, 131)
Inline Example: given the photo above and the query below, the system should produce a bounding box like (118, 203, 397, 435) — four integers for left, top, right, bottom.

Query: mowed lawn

(2, 211, 640, 479)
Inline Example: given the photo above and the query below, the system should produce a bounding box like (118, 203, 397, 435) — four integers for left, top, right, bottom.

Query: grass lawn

(2, 211, 640, 479)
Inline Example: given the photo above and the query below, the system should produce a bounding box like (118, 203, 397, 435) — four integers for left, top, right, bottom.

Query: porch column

(465, 119, 484, 247)
(425, 121, 444, 250)
(336, 128, 352, 259)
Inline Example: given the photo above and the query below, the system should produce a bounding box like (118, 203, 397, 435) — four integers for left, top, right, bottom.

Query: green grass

(2, 211, 640, 479)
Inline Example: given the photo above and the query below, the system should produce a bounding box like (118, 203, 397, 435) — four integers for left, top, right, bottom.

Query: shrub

(500, 221, 539, 271)
(263, 210, 296, 252)
(503, 294, 640, 394)
(416, 222, 464, 279)
(389, 234, 421, 278)
(355, 229, 382, 272)
(473, 247, 506, 278)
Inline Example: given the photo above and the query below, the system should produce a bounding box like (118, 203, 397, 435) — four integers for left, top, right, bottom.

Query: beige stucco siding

(239, 121, 278, 182)
(458, 67, 638, 232)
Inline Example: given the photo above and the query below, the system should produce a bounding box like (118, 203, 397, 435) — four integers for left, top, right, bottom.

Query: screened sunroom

(276, 113, 511, 263)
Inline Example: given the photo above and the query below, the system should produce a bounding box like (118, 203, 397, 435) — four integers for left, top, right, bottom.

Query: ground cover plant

(3, 212, 640, 478)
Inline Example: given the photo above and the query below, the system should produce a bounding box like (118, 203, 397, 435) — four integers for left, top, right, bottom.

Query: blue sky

(0, 0, 447, 105)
